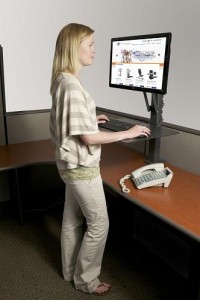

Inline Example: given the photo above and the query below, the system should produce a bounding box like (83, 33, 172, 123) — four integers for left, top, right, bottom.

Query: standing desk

(0, 139, 200, 298)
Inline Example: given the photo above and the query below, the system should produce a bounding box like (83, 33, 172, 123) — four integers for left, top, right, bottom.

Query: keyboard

(99, 118, 134, 132)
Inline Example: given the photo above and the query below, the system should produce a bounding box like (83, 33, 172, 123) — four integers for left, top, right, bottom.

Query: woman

(50, 23, 150, 296)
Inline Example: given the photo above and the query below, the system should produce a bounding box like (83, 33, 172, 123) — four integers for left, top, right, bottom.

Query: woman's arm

(81, 124, 150, 145)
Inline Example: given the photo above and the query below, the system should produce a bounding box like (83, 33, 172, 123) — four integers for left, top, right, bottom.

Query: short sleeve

(67, 86, 99, 136)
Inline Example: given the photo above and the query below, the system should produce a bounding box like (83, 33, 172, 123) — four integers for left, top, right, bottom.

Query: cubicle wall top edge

(5, 109, 51, 116)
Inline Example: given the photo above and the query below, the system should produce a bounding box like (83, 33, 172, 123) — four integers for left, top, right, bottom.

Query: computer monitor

(109, 32, 172, 95)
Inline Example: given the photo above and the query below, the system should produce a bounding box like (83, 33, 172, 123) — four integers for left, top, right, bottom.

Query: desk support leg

(14, 169, 24, 225)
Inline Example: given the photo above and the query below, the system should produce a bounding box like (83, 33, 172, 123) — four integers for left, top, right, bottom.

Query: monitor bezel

(109, 32, 172, 95)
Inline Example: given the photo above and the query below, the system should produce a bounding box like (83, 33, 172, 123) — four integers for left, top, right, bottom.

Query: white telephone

(119, 163, 173, 193)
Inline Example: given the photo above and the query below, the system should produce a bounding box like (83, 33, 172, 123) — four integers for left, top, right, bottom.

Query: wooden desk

(0, 139, 55, 170)
(1, 139, 200, 241)
(0, 140, 56, 223)
(101, 142, 200, 299)
(101, 143, 200, 242)
(1, 140, 200, 298)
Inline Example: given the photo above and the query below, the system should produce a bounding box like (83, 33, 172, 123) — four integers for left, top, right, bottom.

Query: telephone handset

(119, 163, 173, 193)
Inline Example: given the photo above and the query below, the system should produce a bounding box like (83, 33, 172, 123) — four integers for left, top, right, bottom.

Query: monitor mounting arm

(143, 92, 164, 126)
(143, 92, 164, 163)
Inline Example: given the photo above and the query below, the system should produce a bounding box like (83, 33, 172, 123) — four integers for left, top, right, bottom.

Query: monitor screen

(109, 32, 172, 95)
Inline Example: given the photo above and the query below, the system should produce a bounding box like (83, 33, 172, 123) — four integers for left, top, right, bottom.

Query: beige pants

(60, 174, 109, 293)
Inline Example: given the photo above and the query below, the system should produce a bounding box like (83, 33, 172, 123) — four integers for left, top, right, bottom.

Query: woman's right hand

(126, 125, 151, 139)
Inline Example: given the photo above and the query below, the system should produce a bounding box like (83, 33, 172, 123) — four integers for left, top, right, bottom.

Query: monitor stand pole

(143, 92, 164, 163)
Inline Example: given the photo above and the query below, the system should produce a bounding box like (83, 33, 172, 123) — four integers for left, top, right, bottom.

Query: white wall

(0, 0, 200, 131)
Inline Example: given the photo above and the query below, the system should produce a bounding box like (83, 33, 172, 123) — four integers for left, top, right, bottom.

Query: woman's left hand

(97, 114, 110, 124)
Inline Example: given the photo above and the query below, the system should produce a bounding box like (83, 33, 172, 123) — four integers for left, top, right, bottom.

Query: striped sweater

(50, 73, 101, 170)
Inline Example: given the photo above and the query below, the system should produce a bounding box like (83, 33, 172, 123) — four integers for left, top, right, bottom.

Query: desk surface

(1, 139, 200, 242)
(101, 143, 200, 242)
(0, 139, 54, 171)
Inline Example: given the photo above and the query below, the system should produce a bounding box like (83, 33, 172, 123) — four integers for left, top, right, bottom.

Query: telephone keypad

(134, 170, 167, 187)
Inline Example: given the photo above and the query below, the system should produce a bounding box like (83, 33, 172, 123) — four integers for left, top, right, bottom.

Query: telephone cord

(119, 174, 131, 193)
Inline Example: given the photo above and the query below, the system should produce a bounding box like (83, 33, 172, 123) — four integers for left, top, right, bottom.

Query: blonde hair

(50, 23, 94, 93)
